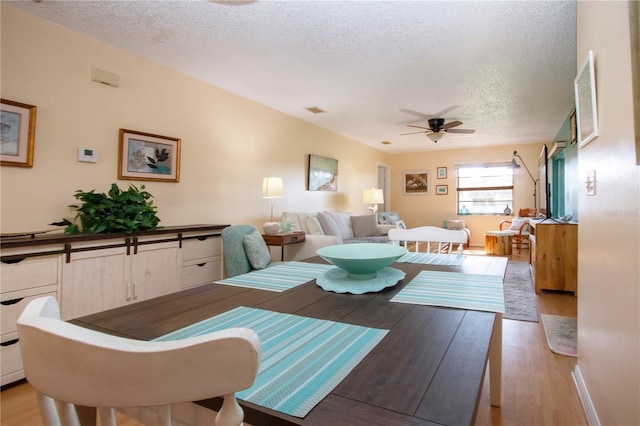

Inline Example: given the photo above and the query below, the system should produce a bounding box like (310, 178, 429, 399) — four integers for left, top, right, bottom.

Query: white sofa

(279, 211, 396, 260)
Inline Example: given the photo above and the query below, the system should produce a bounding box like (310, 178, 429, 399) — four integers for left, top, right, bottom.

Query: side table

(262, 232, 306, 261)
(485, 231, 513, 256)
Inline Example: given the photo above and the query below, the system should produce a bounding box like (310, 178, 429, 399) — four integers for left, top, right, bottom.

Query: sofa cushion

(317, 212, 342, 239)
(447, 219, 465, 230)
(307, 216, 325, 235)
(242, 231, 271, 270)
(324, 211, 354, 240)
(509, 217, 530, 232)
(281, 212, 317, 233)
(351, 214, 379, 238)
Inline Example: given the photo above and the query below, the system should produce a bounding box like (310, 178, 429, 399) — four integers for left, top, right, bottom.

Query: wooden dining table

(71, 255, 507, 426)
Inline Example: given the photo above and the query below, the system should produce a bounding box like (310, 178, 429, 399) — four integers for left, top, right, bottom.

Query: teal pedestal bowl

(317, 243, 407, 280)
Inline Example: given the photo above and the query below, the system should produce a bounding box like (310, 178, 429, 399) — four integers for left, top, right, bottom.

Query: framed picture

(403, 170, 429, 195)
(118, 129, 181, 182)
(436, 184, 448, 195)
(308, 154, 338, 191)
(1, 99, 37, 167)
(395, 219, 406, 229)
(574, 50, 598, 148)
(437, 167, 447, 179)
(569, 110, 577, 146)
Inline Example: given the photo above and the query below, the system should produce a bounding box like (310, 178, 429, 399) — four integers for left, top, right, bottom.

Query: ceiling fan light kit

(402, 118, 475, 143)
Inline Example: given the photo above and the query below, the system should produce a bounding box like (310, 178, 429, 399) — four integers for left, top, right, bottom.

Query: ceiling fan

(402, 118, 475, 143)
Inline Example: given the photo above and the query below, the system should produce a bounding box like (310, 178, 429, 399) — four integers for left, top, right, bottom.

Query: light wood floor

(1, 247, 586, 426)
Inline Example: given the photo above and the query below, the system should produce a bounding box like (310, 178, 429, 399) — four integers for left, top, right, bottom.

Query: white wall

(575, 2, 639, 424)
(0, 6, 389, 233)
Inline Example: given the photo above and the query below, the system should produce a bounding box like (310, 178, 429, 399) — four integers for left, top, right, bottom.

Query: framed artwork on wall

(118, 129, 181, 182)
(574, 50, 598, 148)
(437, 167, 447, 179)
(308, 154, 338, 191)
(569, 110, 577, 146)
(436, 184, 448, 195)
(1, 98, 37, 167)
(403, 170, 429, 195)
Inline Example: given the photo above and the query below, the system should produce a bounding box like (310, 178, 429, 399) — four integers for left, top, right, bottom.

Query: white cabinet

(61, 240, 181, 320)
(1, 255, 60, 386)
(181, 234, 222, 289)
(0, 224, 226, 386)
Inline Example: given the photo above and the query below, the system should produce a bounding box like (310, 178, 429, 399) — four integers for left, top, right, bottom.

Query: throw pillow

(324, 211, 354, 240)
(317, 212, 342, 238)
(351, 215, 379, 238)
(509, 217, 529, 231)
(307, 216, 325, 235)
(242, 231, 271, 270)
(447, 220, 465, 230)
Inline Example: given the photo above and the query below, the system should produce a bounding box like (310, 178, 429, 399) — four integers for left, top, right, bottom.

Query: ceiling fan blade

(447, 128, 476, 134)
(401, 131, 428, 135)
(406, 124, 432, 130)
(442, 120, 463, 130)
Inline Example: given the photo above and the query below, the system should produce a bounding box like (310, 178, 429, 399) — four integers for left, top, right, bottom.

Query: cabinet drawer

(0, 256, 59, 293)
(182, 236, 221, 262)
(182, 258, 221, 288)
(1, 291, 57, 335)
(1, 332, 23, 385)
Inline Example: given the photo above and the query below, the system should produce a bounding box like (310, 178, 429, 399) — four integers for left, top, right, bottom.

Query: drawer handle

(197, 263, 207, 267)
(1, 298, 24, 306)
(1, 339, 19, 347)
(1, 256, 26, 264)
(197, 236, 208, 241)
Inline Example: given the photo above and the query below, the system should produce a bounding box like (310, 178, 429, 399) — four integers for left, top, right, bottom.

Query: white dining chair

(388, 225, 468, 254)
(17, 296, 261, 426)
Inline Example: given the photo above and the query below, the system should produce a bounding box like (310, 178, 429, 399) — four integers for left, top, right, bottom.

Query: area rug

(155, 306, 388, 417)
(503, 261, 539, 322)
(390, 270, 505, 314)
(215, 261, 334, 292)
(541, 314, 577, 357)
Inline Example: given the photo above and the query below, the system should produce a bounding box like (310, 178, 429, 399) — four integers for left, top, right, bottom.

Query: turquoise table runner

(391, 270, 505, 313)
(155, 306, 388, 418)
(215, 261, 334, 292)
(397, 252, 466, 266)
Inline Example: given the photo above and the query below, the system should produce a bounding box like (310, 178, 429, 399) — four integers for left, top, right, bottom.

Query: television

(538, 144, 552, 220)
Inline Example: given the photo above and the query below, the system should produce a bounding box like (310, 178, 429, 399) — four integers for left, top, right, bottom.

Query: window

(456, 164, 513, 215)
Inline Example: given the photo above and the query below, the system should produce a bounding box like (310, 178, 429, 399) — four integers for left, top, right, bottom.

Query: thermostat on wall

(78, 147, 97, 163)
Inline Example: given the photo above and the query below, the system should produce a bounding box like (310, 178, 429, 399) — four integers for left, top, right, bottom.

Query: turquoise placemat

(391, 270, 505, 313)
(155, 306, 388, 418)
(397, 252, 466, 266)
(215, 261, 334, 292)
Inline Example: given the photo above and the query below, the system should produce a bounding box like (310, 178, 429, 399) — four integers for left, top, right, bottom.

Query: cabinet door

(130, 241, 181, 302)
(61, 247, 129, 320)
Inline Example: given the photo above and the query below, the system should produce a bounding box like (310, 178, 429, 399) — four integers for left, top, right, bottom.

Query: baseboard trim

(573, 365, 601, 426)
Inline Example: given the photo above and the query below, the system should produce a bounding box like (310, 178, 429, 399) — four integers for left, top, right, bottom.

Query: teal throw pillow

(242, 231, 271, 270)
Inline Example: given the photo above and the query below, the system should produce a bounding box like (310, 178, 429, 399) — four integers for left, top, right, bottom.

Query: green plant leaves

(54, 183, 160, 234)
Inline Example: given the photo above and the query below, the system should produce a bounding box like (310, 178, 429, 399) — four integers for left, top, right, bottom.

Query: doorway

(377, 163, 391, 213)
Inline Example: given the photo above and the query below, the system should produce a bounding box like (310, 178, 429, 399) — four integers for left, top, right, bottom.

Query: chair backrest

(17, 296, 261, 426)
(221, 224, 262, 277)
(518, 208, 537, 217)
(388, 226, 467, 253)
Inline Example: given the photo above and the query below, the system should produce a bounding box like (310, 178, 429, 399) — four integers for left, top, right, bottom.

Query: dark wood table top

(71, 255, 507, 426)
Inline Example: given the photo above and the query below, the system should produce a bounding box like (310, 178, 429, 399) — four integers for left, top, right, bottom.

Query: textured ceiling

(8, 0, 577, 153)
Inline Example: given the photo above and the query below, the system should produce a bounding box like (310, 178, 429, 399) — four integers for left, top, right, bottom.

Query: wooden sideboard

(529, 220, 578, 295)
(0, 224, 228, 386)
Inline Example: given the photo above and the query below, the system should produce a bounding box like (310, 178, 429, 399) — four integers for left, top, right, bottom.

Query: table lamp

(262, 177, 283, 222)
(363, 188, 384, 214)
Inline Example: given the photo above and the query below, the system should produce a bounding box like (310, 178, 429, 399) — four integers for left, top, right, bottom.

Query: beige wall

(389, 143, 544, 246)
(0, 6, 389, 233)
(576, 2, 639, 425)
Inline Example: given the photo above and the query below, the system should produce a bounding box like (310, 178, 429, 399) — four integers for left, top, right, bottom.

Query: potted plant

(52, 183, 160, 234)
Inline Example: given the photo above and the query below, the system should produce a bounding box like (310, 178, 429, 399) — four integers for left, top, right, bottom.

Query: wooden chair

(17, 296, 261, 426)
(499, 215, 533, 254)
(388, 226, 468, 254)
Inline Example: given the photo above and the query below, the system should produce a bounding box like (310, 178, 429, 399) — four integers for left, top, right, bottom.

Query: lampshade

(510, 158, 521, 169)
(363, 188, 384, 205)
(262, 177, 283, 198)
(427, 132, 444, 143)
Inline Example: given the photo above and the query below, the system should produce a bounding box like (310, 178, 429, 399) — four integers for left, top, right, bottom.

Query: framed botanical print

(1, 99, 37, 167)
(118, 129, 181, 182)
